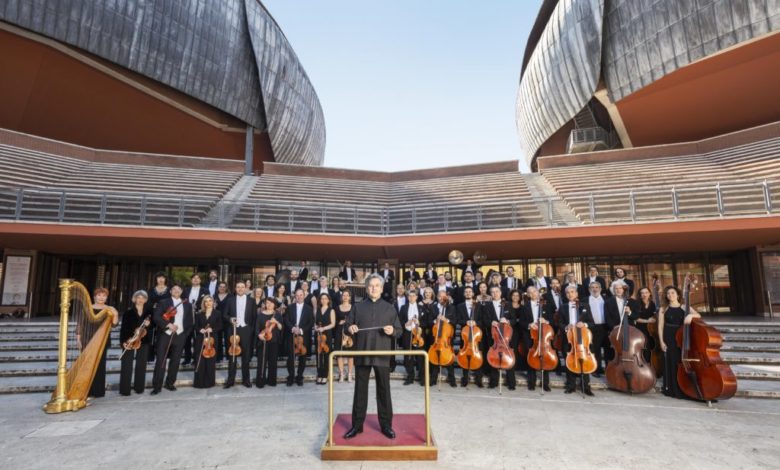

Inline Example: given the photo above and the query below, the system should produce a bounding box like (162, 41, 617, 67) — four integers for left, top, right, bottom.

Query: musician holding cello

(520, 286, 553, 392)
(456, 285, 484, 387)
(119, 290, 152, 396)
(560, 285, 596, 395)
(658, 285, 701, 399)
(428, 290, 457, 387)
(194, 295, 222, 389)
(482, 285, 517, 391)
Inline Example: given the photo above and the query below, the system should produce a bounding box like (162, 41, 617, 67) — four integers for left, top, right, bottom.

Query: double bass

(647, 273, 664, 378)
(675, 273, 737, 404)
(527, 297, 557, 375)
(605, 300, 656, 394)
(565, 301, 597, 394)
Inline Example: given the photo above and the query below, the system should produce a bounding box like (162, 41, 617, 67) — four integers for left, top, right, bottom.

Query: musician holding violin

(284, 288, 315, 387)
(335, 290, 356, 383)
(482, 285, 517, 391)
(520, 286, 553, 392)
(399, 289, 426, 386)
(658, 284, 701, 399)
(255, 297, 283, 388)
(315, 292, 337, 385)
(223, 281, 257, 389)
(151, 284, 193, 395)
(560, 285, 596, 395)
(119, 290, 152, 396)
(193, 295, 222, 389)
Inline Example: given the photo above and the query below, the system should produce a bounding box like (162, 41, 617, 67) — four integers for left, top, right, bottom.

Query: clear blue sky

(263, 1, 539, 173)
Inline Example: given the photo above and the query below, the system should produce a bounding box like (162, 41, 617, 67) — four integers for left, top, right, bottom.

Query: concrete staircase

(522, 173, 581, 226)
(199, 175, 260, 228)
(1, 319, 778, 398)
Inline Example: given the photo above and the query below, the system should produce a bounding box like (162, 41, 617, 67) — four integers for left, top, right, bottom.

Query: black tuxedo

(284, 302, 315, 383)
(581, 276, 608, 299)
(263, 285, 277, 298)
(422, 269, 438, 284)
(500, 276, 522, 297)
(404, 269, 421, 283)
(558, 301, 595, 390)
(453, 282, 476, 304)
(427, 302, 457, 384)
(339, 267, 357, 282)
(479, 300, 517, 388)
(182, 285, 209, 364)
(224, 294, 258, 385)
(299, 267, 309, 282)
(287, 279, 302, 295)
(456, 301, 484, 385)
(525, 276, 552, 292)
(604, 296, 640, 362)
(519, 301, 553, 388)
(458, 262, 481, 282)
(614, 277, 635, 297)
(399, 302, 426, 380)
(152, 298, 194, 392)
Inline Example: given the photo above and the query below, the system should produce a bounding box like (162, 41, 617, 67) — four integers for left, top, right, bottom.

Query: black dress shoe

(543, 385, 552, 392)
(243, 381, 252, 388)
(223, 382, 234, 389)
(528, 384, 536, 391)
(403, 378, 414, 385)
(380, 426, 396, 439)
(460, 377, 468, 387)
(164, 384, 176, 391)
(584, 387, 594, 396)
(475, 379, 484, 388)
(564, 388, 574, 394)
(343, 426, 363, 439)
(508, 385, 516, 391)
(286, 378, 294, 386)
(447, 378, 457, 388)
(150, 389, 160, 395)
(296, 378, 304, 386)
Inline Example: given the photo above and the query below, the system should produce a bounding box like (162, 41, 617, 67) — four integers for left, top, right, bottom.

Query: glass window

(552, 259, 581, 284)
(675, 261, 708, 313)
(709, 259, 732, 314)
(762, 252, 780, 307)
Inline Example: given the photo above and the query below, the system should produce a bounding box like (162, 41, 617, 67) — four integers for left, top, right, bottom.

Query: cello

(456, 306, 483, 376)
(428, 309, 455, 388)
(647, 273, 664, 378)
(605, 300, 656, 394)
(487, 302, 515, 395)
(527, 297, 557, 383)
(565, 301, 598, 394)
(675, 273, 737, 405)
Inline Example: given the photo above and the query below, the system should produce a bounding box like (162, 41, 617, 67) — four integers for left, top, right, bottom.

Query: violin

(565, 302, 597, 376)
(202, 330, 216, 359)
(341, 324, 353, 349)
(527, 298, 557, 372)
(162, 299, 186, 322)
(228, 321, 241, 358)
(260, 315, 278, 342)
(456, 313, 483, 371)
(428, 308, 455, 366)
(647, 273, 664, 378)
(410, 316, 425, 348)
(317, 326, 330, 354)
(293, 333, 307, 356)
(606, 301, 655, 394)
(122, 316, 150, 351)
(675, 273, 737, 403)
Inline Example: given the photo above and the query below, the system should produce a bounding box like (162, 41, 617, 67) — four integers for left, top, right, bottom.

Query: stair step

(730, 364, 780, 381)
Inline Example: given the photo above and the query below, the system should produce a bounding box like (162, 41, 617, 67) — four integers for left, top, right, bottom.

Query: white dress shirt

(383, 269, 390, 280)
(236, 294, 248, 327)
(396, 296, 406, 309)
(531, 301, 540, 322)
(465, 301, 474, 320)
(552, 292, 561, 310)
(405, 303, 419, 331)
(295, 302, 304, 326)
(208, 280, 217, 297)
(568, 302, 578, 326)
(506, 277, 515, 290)
(492, 300, 502, 320)
(346, 269, 353, 282)
(589, 295, 605, 324)
(311, 280, 320, 291)
(266, 286, 274, 298)
(535, 277, 548, 290)
(167, 299, 184, 335)
(188, 286, 201, 306)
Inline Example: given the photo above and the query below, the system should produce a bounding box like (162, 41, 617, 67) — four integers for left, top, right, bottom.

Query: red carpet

(331, 413, 427, 446)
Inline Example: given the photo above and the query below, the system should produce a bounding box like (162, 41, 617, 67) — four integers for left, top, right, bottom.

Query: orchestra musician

(287, 269, 302, 294)
(335, 290, 356, 383)
(560, 285, 595, 395)
(119, 290, 152, 396)
(206, 269, 219, 297)
(339, 260, 357, 283)
(214, 281, 230, 362)
(520, 286, 552, 391)
(634, 287, 658, 360)
(315, 292, 336, 385)
(423, 263, 438, 284)
(344, 274, 402, 440)
(614, 268, 635, 298)
(404, 264, 421, 283)
(481, 285, 517, 390)
(658, 285, 701, 399)
(379, 262, 395, 299)
(399, 289, 426, 385)
(586, 281, 608, 376)
(285, 288, 315, 386)
(500, 267, 521, 299)
(456, 285, 483, 387)
(255, 297, 283, 388)
(543, 278, 565, 375)
(88, 287, 119, 398)
(429, 290, 457, 387)
(526, 266, 552, 292)
(193, 295, 222, 389)
(581, 266, 608, 299)
(604, 280, 637, 363)
(151, 284, 192, 395)
(147, 271, 170, 364)
(263, 274, 277, 299)
(182, 273, 207, 366)
(458, 259, 481, 283)
(223, 281, 257, 389)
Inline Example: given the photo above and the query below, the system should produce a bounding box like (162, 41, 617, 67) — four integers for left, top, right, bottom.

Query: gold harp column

(44, 278, 75, 413)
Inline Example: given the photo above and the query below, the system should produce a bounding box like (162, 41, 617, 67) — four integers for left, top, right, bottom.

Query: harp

(44, 279, 114, 413)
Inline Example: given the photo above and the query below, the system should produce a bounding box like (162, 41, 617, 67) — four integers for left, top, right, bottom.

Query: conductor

(344, 274, 402, 439)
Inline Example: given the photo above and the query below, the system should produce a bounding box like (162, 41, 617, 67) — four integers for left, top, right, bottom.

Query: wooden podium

(320, 350, 438, 461)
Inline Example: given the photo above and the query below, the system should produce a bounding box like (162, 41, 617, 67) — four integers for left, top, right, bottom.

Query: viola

(228, 321, 241, 358)
(293, 333, 307, 356)
(456, 319, 483, 371)
(675, 273, 737, 403)
(202, 330, 216, 359)
(260, 315, 278, 342)
(527, 301, 557, 372)
(487, 322, 515, 370)
(317, 328, 330, 354)
(428, 312, 455, 366)
(122, 316, 150, 351)
(606, 303, 655, 394)
(162, 299, 186, 322)
(411, 317, 425, 348)
(565, 303, 597, 376)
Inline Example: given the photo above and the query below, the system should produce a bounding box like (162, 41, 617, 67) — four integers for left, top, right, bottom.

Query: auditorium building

(0, 0, 779, 319)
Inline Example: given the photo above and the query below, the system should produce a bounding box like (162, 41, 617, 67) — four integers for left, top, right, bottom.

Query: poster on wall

(1, 255, 31, 306)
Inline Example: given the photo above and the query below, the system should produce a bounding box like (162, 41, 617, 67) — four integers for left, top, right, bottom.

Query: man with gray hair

(587, 281, 607, 376)
(344, 274, 402, 440)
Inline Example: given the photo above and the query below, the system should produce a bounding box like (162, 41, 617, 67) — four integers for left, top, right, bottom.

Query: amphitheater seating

(541, 137, 780, 223)
(0, 143, 242, 227)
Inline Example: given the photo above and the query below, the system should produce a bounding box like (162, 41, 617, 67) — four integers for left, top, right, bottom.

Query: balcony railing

(0, 179, 776, 234)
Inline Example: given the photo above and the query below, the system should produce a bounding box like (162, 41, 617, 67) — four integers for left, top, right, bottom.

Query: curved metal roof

(0, 0, 325, 166)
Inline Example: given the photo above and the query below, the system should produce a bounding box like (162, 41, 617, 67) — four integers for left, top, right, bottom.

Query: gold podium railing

(326, 350, 431, 447)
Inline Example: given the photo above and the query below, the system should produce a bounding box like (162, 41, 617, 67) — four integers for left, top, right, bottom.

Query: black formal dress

(88, 307, 112, 398)
(344, 298, 401, 430)
(119, 306, 152, 395)
(519, 301, 552, 389)
(334, 304, 354, 352)
(662, 306, 686, 398)
(284, 302, 314, 384)
(315, 307, 335, 379)
(559, 301, 595, 392)
(255, 310, 283, 387)
(193, 309, 222, 389)
(635, 301, 656, 362)
(223, 294, 257, 386)
(152, 298, 193, 392)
